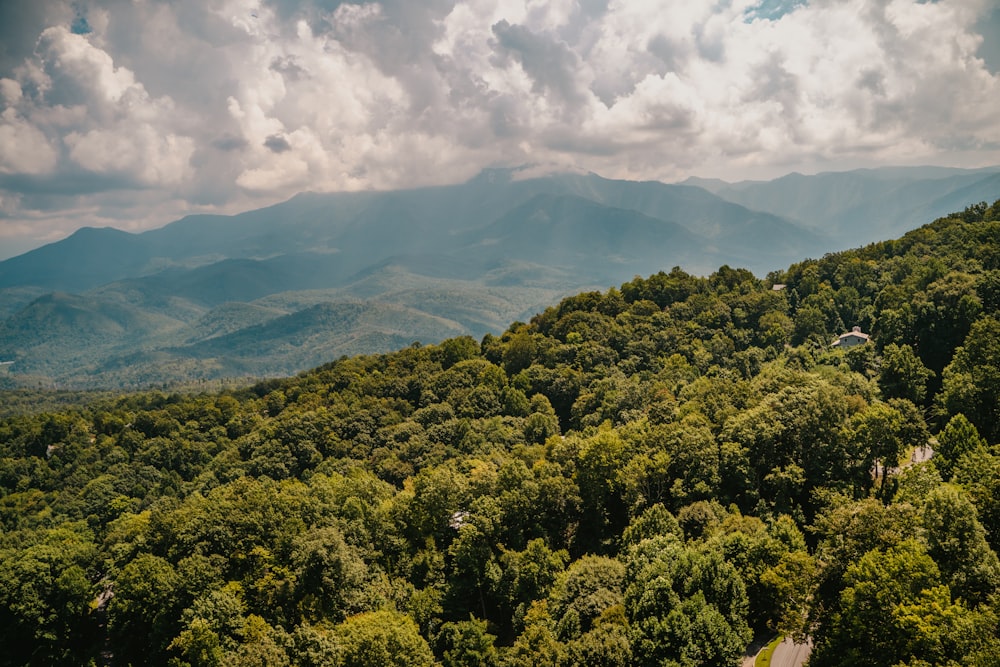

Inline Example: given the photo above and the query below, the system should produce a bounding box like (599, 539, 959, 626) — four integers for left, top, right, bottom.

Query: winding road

(770, 637, 812, 667)
(741, 636, 812, 667)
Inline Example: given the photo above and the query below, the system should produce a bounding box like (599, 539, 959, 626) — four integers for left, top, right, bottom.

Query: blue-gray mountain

(1, 166, 997, 388)
(684, 165, 1000, 249)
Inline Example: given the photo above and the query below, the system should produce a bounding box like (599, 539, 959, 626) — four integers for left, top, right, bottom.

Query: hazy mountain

(458, 193, 710, 279)
(183, 301, 463, 359)
(0, 227, 155, 292)
(0, 292, 183, 379)
(547, 172, 827, 260)
(185, 302, 289, 342)
(0, 285, 48, 319)
(89, 252, 354, 311)
(1, 166, 996, 388)
(92, 301, 468, 385)
(0, 169, 816, 293)
(687, 166, 1000, 249)
(0, 292, 171, 348)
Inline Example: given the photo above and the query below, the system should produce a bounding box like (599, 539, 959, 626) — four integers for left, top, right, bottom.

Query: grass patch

(755, 635, 784, 667)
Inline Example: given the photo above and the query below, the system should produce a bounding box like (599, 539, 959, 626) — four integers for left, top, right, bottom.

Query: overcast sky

(1, 0, 999, 259)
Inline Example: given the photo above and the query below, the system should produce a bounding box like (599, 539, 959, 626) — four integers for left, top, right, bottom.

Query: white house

(832, 326, 870, 348)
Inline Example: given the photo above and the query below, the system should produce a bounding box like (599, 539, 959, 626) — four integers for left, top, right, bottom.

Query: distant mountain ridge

(1, 165, 997, 388)
(0, 171, 818, 292)
(684, 165, 1000, 250)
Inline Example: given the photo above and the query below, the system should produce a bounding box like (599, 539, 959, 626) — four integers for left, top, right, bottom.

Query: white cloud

(0, 108, 59, 175)
(35, 26, 137, 108)
(0, 0, 998, 256)
(0, 78, 22, 106)
(65, 126, 194, 185)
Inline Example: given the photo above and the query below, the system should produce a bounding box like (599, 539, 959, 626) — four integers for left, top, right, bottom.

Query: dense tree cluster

(2, 201, 1000, 666)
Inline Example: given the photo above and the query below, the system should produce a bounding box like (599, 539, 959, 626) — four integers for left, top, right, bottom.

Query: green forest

(3, 201, 1000, 666)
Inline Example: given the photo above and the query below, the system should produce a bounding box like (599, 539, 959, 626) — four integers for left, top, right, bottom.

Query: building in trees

(831, 326, 870, 348)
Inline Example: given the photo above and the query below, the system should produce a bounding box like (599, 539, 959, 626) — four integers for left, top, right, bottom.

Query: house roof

(832, 326, 870, 346)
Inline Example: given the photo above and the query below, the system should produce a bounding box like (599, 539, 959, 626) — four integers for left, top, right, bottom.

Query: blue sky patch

(744, 0, 808, 22)
(71, 16, 92, 34)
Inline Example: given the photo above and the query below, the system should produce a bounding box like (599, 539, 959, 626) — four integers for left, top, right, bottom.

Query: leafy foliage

(1, 201, 999, 666)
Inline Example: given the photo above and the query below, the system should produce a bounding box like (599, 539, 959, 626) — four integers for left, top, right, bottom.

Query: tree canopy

(2, 200, 1000, 666)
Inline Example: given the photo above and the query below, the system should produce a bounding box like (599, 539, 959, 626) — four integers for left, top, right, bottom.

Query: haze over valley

(2, 165, 998, 387)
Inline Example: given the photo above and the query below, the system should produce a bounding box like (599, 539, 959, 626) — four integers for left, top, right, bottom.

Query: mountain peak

(467, 167, 519, 185)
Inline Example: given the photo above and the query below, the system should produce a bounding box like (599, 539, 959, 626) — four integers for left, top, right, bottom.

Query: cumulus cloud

(0, 106, 59, 175)
(490, 19, 587, 109)
(0, 0, 999, 257)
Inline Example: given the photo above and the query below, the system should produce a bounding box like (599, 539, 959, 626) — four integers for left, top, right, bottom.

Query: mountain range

(2, 165, 998, 388)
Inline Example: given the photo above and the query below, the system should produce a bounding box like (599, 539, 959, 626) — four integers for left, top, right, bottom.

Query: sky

(1, 0, 999, 260)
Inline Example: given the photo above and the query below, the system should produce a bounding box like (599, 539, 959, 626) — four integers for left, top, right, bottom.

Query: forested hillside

(2, 201, 1000, 667)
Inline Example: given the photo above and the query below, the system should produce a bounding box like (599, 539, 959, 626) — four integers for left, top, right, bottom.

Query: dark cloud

(647, 34, 681, 72)
(489, 94, 522, 139)
(321, 0, 455, 71)
(0, 1, 56, 71)
(491, 20, 585, 107)
(543, 129, 628, 157)
(746, 53, 799, 114)
(95, 0, 245, 110)
(262, 0, 349, 31)
(975, 7, 1000, 74)
(694, 22, 725, 62)
(0, 169, 136, 199)
(578, 0, 610, 18)
(264, 134, 292, 153)
(557, 0, 608, 47)
(322, 0, 457, 116)
(270, 56, 306, 80)
(212, 135, 248, 152)
(857, 68, 885, 95)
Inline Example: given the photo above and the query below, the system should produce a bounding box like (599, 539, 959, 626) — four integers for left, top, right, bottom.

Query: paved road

(875, 444, 935, 478)
(910, 444, 934, 464)
(770, 637, 812, 667)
